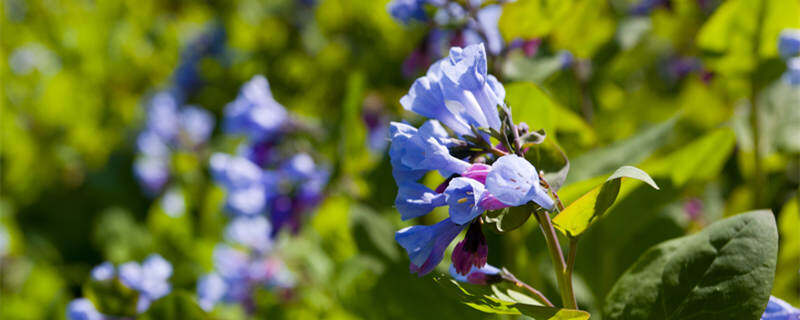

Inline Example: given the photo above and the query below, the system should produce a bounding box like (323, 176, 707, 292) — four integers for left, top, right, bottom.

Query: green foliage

(84, 279, 140, 317)
(140, 290, 208, 320)
(553, 166, 659, 237)
(604, 211, 778, 320)
(484, 204, 535, 233)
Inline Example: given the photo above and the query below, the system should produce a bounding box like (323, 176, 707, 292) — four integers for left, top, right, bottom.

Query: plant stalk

(534, 210, 577, 309)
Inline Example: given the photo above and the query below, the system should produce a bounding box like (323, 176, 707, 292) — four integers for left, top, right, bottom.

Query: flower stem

(500, 267, 554, 307)
(534, 210, 577, 309)
(564, 237, 579, 308)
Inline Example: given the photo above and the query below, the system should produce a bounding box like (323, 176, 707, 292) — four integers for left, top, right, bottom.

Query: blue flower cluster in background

(391, 43, 554, 278)
(197, 215, 294, 312)
(762, 296, 800, 320)
(779, 29, 800, 86)
(211, 75, 329, 236)
(67, 255, 173, 319)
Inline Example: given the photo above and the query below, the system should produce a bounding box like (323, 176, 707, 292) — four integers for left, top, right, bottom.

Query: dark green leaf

(524, 139, 570, 191)
(604, 211, 778, 320)
(84, 279, 139, 317)
(483, 204, 534, 233)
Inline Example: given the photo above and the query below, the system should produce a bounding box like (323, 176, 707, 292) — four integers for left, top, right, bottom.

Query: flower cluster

(387, 0, 505, 76)
(197, 215, 294, 312)
(391, 43, 554, 278)
(211, 75, 328, 235)
(133, 26, 225, 195)
(779, 29, 800, 85)
(134, 92, 215, 195)
(66, 254, 173, 320)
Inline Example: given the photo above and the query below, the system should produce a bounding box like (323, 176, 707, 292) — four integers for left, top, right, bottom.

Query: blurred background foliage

(1, 0, 798, 319)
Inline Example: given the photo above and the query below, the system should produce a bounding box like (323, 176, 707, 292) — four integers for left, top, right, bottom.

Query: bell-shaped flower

(445, 177, 487, 225)
(66, 298, 105, 320)
(90, 262, 115, 281)
(396, 182, 447, 220)
(451, 221, 488, 275)
(779, 29, 800, 59)
(485, 155, 554, 210)
(225, 215, 273, 252)
(395, 218, 466, 276)
(400, 44, 505, 139)
(449, 264, 502, 285)
(761, 296, 800, 320)
(223, 75, 288, 143)
(389, 120, 470, 179)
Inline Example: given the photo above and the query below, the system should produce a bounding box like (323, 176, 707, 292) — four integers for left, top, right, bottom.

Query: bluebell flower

(225, 215, 273, 252)
(485, 155, 554, 210)
(224, 75, 288, 143)
(118, 254, 173, 313)
(136, 130, 171, 158)
(400, 44, 505, 138)
(761, 296, 800, 320)
(133, 156, 170, 195)
(473, 5, 504, 56)
(91, 262, 115, 281)
(197, 273, 227, 311)
(161, 188, 186, 218)
(67, 298, 105, 320)
(146, 92, 181, 142)
(779, 29, 800, 59)
(387, 0, 432, 24)
(396, 218, 466, 276)
(445, 177, 487, 225)
(451, 220, 488, 274)
(389, 120, 470, 178)
(210, 153, 269, 216)
(783, 57, 800, 86)
(213, 245, 251, 282)
(449, 263, 502, 285)
(395, 182, 447, 220)
(180, 106, 215, 147)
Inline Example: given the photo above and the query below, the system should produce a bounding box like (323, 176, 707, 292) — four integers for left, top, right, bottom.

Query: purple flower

(224, 75, 288, 143)
(400, 44, 505, 139)
(66, 298, 105, 320)
(449, 263, 502, 285)
(779, 29, 800, 59)
(761, 296, 800, 320)
(451, 221, 488, 275)
(396, 218, 466, 276)
(485, 155, 554, 210)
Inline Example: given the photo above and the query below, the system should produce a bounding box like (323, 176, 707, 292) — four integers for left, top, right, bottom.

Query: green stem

(534, 211, 577, 309)
(501, 268, 554, 307)
(750, 0, 766, 207)
(564, 237, 579, 308)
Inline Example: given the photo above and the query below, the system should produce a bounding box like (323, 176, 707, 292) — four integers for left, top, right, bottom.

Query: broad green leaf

(140, 291, 207, 320)
(503, 52, 566, 84)
(435, 277, 590, 319)
(498, 0, 572, 42)
(604, 210, 778, 320)
(84, 279, 139, 317)
(553, 166, 659, 237)
(550, 0, 615, 58)
(566, 116, 677, 185)
(349, 204, 400, 260)
(484, 204, 534, 233)
(643, 128, 736, 186)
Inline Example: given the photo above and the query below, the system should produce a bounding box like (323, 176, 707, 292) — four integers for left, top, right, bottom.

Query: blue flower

(225, 215, 273, 252)
(118, 254, 173, 313)
(400, 44, 505, 138)
(66, 298, 105, 320)
(449, 263, 502, 285)
(180, 106, 215, 146)
(210, 153, 269, 216)
(146, 92, 181, 142)
(197, 273, 227, 311)
(387, 0, 430, 24)
(133, 156, 170, 195)
(473, 5, 504, 56)
(91, 262, 115, 281)
(779, 29, 800, 59)
(213, 245, 251, 281)
(485, 155, 554, 210)
(224, 75, 288, 143)
(395, 182, 447, 220)
(761, 296, 800, 320)
(395, 218, 466, 276)
(389, 120, 470, 178)
(444, 177, 487, 225)
(136, 130, 171, 158)
(783, 57, 800, 86)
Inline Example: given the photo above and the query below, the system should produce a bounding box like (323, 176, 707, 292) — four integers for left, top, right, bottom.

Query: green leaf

(773, 198, 800, 305)
(139, 290, 207, 320)
(604, 210, 778, 320)
(484, 204, 534, 233)
(524, 138, 570, 191)
(643, 128, 736, 187)
(498, 0, 572, 42)
(435, 276, 590, 319)
(84, 279, 139, 317)
(553, 166, 659, 237)
(566, 116, 676, 185)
